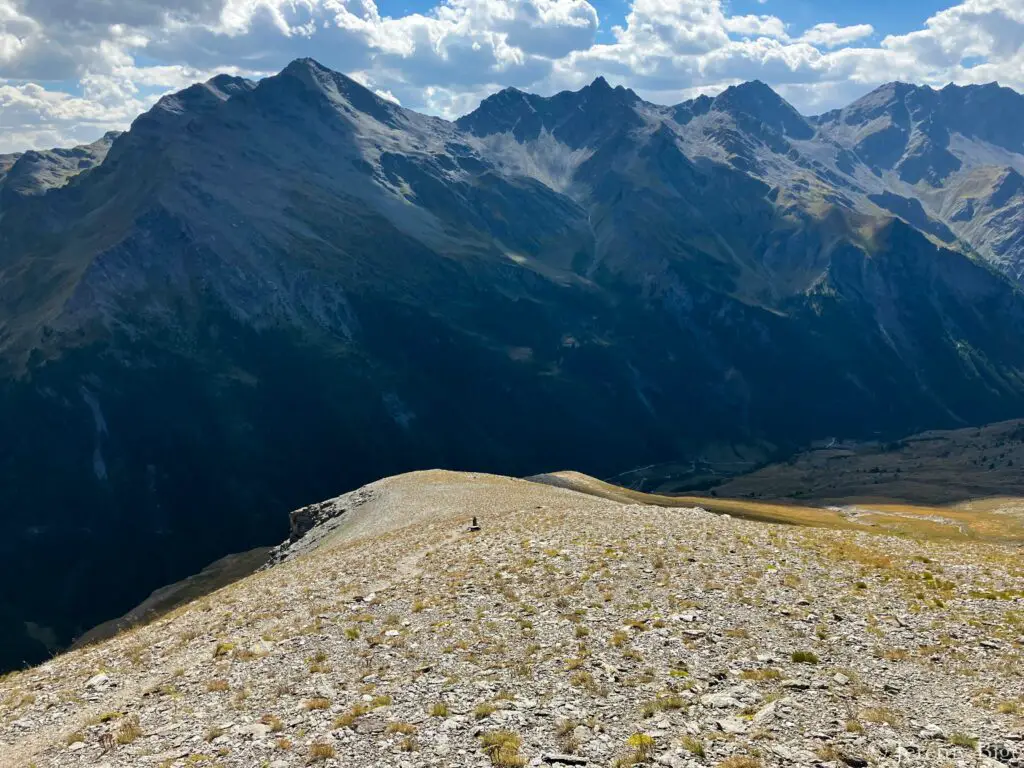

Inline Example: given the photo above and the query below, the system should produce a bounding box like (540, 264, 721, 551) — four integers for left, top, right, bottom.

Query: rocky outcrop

(267, 486, 379, 566)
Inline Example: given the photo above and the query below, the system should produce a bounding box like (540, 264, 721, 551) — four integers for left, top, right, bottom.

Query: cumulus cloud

(881, 0, 1024, 68)
(798, 22, 874, 49)
(1, 0, 1023, 152)
(723, 15, 788, 41)
(0, 80, 141, 151)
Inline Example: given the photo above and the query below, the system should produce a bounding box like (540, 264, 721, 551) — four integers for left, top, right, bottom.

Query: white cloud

(1, 0, 1024, 152)
(882, 0, 1024, 68)
(798, 22, 874, 49)
(723, 15, 788, 41)
(0, 81, 140, 152)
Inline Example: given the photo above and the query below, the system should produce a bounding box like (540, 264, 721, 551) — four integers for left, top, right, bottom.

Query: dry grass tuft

(479, 730, 526, 767)
(307, 742, 336, 763)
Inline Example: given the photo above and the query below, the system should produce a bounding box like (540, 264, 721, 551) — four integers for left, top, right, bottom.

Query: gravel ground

(1, 470, 1022, 768)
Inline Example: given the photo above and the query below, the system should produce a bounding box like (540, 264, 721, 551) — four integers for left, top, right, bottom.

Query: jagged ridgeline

(3, 58, 1024, 669)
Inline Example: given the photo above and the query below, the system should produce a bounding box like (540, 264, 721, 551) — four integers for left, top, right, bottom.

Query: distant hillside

(705, 418, 1024, 505)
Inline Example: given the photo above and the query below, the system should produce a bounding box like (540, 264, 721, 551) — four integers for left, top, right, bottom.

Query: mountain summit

(3, 60, 1024, 670)
(456, 75, 643, 146)
(709, 80, 814, 140)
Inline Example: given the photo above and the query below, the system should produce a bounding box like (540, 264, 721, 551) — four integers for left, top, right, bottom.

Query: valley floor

(1, 471, 1022, 767)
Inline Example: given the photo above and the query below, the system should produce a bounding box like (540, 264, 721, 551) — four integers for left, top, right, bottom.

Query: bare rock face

(289, 500, 342, 541)
(268, 486, 379, 566)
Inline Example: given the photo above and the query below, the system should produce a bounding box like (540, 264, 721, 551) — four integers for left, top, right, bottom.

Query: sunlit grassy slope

(532, 471, 1024, 545)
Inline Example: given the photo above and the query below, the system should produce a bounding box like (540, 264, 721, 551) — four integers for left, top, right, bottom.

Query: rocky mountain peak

(580, 75, 639, 105)
(458, 75, 643, 144)
(279, 56, 345, 90)
(813, 78, 1024, 188)
(205, 73, 255, 99)
(152, 74, 253, 118)
(123, 73, 256, 147)
(712, 80, 814, 140)
(278, 57, 377, 99)
(270, 57, 406, 128)
(462, 84, 530, 116)
(814, 81, 917, 127)
(455, 85, 538, 138)
(671, 93, 713, 125)
(941, 80, 1001, 94)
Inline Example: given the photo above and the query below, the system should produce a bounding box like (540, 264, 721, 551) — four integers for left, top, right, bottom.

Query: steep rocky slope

(0, 471, 1021, 768)
(5, 60, 1024, 671)
(813, 82, 1024, 282)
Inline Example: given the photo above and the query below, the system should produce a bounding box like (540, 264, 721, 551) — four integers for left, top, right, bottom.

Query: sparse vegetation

(615, 732, 655, 765)
(716, 758, 761, 768)
(740, 668, 781, 681)
(681, 735, 705, 757)
(307, 650, 332, 673)
(859, 707, 901, 726)
(212, 641, 236, 659)
(332, 703, 371, 728)
(949, 733, 979, 749)
(116, 715, 143, 745)
(260, 714, 284, 732)
(307, 742, 336, 763)
(474, 702, 498, 719)
(479, 730, 526, 767)
(555, 719, 580, 754)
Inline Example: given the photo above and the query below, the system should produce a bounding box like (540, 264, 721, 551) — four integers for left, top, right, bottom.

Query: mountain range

(3, 58, 1024, 670)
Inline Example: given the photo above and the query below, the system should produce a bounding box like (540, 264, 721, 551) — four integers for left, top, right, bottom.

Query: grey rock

(700, 692, 742, 708)
(716, 717, 748, 735)
(781, 679, 810, 690)
(542, 754, 588, 765)
(752, 701, 777, 725)
(85, 673, 111, 691)
(234, 722, 271, 740)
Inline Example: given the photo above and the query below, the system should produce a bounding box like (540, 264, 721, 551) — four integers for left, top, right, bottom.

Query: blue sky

(3, 0, 1023, 153)
(727, 0, 952, 36)
(375, 0, 955, 40)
